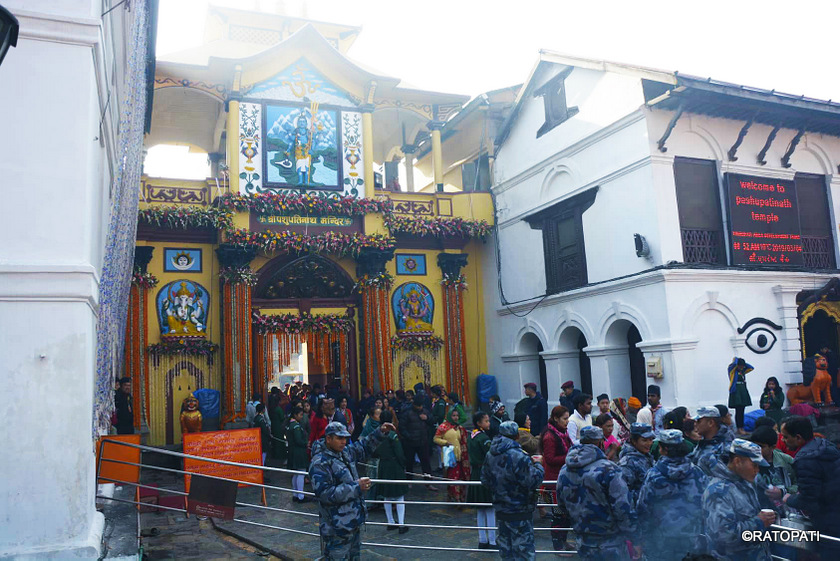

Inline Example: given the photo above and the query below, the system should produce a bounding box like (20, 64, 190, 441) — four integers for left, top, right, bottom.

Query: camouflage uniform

(702, 442, 771, 561)
(618, 443, 653, 506)
(481, 422, 545, 561)
(689, 429, 727, 477)
(637, 453, 708, 559)
(309, 424, 385, 560)
(558, 440, 636, 560)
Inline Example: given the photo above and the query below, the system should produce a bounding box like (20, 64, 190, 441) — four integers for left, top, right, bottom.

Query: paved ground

(134, 457, 570, 560)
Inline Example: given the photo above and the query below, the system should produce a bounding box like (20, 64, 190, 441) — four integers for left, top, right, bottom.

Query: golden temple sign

(257, 214, 355, 227)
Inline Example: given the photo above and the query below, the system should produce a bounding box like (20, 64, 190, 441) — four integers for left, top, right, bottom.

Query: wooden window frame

(525, 187, 598, 294)
(534, 67, 579, 139)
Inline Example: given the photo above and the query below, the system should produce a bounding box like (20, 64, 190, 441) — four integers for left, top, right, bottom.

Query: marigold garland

(224, 228, 396, 256)
(138, 205, 233, 230)
(353, 272, 394, 292)
(440, 273, 468, 290)
(383, 214, 492, 240)
(131, 270, 159, 288)
(390, 334, 444, 355)
(252, 311, 355, 335)
(219, 266, 258, 286)
(216, 192, 392, 216)
(148, 338, 219, 360)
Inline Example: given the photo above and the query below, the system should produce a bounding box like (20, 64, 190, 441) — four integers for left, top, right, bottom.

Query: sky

(146, 0, 839, 178)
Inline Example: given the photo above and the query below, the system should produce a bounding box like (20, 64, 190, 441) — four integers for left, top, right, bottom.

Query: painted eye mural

(737, 318, 783, 354)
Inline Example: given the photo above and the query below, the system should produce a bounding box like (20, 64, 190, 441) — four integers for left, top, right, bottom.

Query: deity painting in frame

(395, 254, 426, 276)
(392, 282, 434, 335)
(163, 248, 202, 273)
(263, 103, 342, 190)
(156, 280, 210, 338)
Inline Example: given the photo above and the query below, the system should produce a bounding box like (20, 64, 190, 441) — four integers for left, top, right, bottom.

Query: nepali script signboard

(183, 428, 263, 494)
(250, 212, 362, 235)
(725, 173, 803, 266)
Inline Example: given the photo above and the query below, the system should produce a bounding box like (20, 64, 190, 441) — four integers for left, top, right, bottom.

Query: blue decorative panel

(264, 104, 341, 190)
(392, 282, 434, 335)
(156, 280, 209, 338)
(396, 254, 426, 276)
(247, 59, 356, 107)
(164, 248, 202, 272)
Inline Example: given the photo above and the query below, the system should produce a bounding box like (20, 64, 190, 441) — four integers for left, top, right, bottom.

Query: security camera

(634, 234, 650, 258)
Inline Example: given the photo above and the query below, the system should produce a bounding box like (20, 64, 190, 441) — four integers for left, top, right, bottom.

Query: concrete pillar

(584, 345, 631, 400)
(540, 350, 581, 408)
(402, 144, 417, 192)
(428, 121, 444, 192)
(361, 106, 375, 193)
(773, 285, 805, 383)
(226, 99, 240, 194)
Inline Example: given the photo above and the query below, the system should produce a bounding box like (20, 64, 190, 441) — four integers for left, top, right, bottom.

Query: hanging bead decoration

(252, 312, 352, 391)
(94, 0, 151, 437)
(147, 339, 217, 445)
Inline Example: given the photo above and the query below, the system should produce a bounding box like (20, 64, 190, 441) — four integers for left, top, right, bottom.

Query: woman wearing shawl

(728, 357, 754, 434)
(540, 405, 573, 551)
(609, 397, 632, 443)
(336, 395, 354, 436)
(433, 408, 471, 502)
(445, 392, 467, 426)
(381, 397, 399, 432)
(760, 376, 785, 426)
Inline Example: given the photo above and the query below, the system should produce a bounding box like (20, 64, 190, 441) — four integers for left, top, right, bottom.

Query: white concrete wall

(0, 1, 137, 557)
(485, 60, 840, 416)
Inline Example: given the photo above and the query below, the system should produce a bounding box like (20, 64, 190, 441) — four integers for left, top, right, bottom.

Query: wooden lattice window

(796, 173, 836, 270)
(673, 157, 726, 264)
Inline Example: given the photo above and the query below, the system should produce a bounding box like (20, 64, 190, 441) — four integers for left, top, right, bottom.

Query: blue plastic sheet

(476, 373, 497, 404)
(193, 388, 220, 419)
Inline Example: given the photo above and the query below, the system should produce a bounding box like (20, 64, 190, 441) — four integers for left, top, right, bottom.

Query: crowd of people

(482, 381, 840, 561)
(234, 377, 840, 561)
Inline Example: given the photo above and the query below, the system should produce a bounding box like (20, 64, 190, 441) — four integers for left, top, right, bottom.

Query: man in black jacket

(114, 377, 134, 435)
(399, 401, 434, 480)
(515, 383, 548, 437)
(781, 415, 840, 556)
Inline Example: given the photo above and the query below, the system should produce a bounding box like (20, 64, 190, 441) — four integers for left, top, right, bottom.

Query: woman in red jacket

(540, 405, 573, 551)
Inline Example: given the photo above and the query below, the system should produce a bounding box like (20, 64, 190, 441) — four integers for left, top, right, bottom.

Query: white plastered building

(482, 52, 840, 413)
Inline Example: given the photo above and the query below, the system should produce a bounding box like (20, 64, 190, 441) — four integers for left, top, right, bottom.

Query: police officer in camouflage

(557, 425, 637, 560)
(689, 406, 728, 477)
(618, 422, 655, 505)
(703, 439, 775, 561)
(637, 429, 708, 560)
(481, 420, 545, 560)
(309, 421, 396, 560)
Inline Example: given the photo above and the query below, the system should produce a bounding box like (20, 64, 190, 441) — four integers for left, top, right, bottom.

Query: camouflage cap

(580, 425, 604, 441)
(693, 406, 721, 420)
(630, 423, 655, 438)
(658, 429, 684, 445)
(498, 420, 519, 437)
(730, 438, 770, 467)
(324, 421, 351, 438)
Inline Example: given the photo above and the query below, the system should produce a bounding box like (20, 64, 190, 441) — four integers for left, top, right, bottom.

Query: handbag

(442, 445, 456, 468)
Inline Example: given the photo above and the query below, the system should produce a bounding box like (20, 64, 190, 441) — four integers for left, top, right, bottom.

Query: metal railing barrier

(96, 439, 840, 557)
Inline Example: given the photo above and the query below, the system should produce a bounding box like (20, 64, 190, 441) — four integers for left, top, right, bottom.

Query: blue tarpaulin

(193, 388, 220, 419)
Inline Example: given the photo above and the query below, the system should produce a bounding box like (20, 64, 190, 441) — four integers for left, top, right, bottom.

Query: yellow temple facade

(130, 5, 493, 445)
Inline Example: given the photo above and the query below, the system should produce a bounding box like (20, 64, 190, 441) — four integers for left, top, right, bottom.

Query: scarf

(436, 421, 469, 462)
